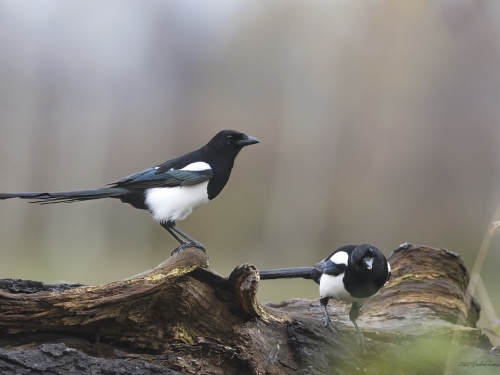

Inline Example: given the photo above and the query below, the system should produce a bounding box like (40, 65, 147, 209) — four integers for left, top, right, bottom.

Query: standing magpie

(0, 129, 259, 254)
(259, 244, 391, 352)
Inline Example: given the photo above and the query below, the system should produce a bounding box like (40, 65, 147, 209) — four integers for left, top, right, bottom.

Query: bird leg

(170, 225, 205, 249)
(161, 221, 206, 255)
(320, 297, 338, 334)
(349, 303, 367, 354)
(161, 222, 186, 245)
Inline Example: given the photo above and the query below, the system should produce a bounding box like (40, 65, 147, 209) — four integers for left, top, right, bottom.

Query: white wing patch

(329, 251, 348, 265)
(180, 162, 211, 172)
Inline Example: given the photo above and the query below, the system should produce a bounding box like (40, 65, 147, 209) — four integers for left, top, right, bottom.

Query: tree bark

(0, 243, 498, 374)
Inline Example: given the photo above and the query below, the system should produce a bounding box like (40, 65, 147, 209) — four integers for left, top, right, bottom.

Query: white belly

(145, 181, 210, 223)
(319, 274, 371, 304)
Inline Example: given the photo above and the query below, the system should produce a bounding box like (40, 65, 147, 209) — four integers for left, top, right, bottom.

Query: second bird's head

(207, 130, 260, 157)
(350, 244, 385, 274)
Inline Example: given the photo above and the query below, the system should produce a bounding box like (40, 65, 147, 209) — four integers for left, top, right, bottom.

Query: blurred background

(0, 0, 499, 344)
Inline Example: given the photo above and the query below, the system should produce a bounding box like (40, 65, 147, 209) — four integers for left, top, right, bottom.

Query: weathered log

(0, 243, 498, 374)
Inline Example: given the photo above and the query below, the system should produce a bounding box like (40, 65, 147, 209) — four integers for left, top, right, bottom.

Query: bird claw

(321, 318, 338, 334)
(171, 242, 206, 255)
(190, 241, 206, 252)
(355, 333, 367, 354)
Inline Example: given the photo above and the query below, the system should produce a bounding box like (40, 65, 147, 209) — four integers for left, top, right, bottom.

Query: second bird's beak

(236, 135, 260, 147)
(364, 257, 374, 270)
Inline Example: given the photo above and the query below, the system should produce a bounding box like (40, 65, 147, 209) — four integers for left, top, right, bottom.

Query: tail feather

(0, 188, 129, 204)
(259, 267, 315, 280)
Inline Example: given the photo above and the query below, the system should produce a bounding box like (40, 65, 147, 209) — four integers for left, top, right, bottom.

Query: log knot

(229, 263, 261, 318)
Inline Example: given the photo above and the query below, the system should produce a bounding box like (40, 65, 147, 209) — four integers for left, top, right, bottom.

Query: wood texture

(0, 244, 498, 374)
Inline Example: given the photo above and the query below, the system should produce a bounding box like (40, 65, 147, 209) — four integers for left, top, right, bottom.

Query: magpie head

(348, 244, 390, 295)
(207, 130, 259, 157)
(351, 244, 379, 273)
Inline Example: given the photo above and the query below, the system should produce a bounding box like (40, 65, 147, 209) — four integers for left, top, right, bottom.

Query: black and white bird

(0, 129, 259, 254)
(259, 244, 391, 352)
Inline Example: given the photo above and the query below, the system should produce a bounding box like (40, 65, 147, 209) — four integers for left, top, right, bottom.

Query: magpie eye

(226, 135, 233, 145)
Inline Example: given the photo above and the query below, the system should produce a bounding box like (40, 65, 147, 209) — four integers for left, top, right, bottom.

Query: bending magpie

(259, 244, 391, 352)
(0, 129, 259, 254)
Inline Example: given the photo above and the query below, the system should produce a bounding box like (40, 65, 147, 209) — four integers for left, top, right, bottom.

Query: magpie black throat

(259, 244, 391, 353)
(0, 129, 259, 255)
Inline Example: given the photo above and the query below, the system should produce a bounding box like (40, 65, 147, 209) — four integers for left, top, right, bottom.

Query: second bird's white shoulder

(329, 251, 349, 265)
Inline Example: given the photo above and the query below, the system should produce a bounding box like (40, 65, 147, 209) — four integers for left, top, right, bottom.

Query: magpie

(259, 244, 391, 352)
(0, 129, 259, 254)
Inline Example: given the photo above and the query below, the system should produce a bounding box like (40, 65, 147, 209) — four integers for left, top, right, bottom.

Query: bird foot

(355, 333, 367, 354)
(321, 318, 339, 335)
(190, 241, 206, 252)
(171, 241, 206, 255)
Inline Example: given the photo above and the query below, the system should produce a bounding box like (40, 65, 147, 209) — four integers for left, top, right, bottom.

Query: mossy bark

(0, 244, 498, 374)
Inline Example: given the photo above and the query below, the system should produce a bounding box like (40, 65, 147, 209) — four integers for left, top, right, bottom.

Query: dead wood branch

(0, 244, 498, 374)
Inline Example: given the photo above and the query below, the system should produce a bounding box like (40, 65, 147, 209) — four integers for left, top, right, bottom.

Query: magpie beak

(363, 256, 374, 270)
(0, 129, 259, 256)
(259, 244, 391, 354)
(235, 135, 260, 146)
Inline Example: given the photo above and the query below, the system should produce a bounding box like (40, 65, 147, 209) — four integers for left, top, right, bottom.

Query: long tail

(0, 187, 129, 204)
(259, 267, 315, 280)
